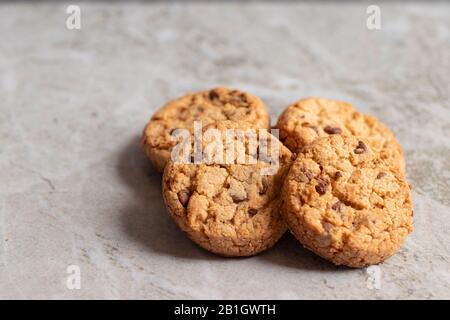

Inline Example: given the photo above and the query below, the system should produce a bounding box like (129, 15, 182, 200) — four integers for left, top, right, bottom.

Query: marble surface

(0, 1, 449, 299)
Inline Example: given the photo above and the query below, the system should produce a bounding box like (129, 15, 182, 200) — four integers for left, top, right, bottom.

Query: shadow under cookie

(116, 135, 222, 261)
(259, 233, 353, 272)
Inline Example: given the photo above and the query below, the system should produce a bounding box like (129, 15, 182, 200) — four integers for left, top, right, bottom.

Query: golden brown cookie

(276, 97, 406, 174)
(282, 134, 413, 267)
(142, 88, 270, 172)
(163, 121, 293, 257)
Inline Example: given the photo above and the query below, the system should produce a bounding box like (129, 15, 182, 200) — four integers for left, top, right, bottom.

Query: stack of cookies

(141, 88, 413, 268)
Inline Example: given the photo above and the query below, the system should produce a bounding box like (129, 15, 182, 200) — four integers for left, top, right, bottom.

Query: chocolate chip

(208, 89, 220, 100)
(315, 184, 327, 195)
(335, 171, 343, 179)
(231, 193, 247, 203)
(309, 125, 319, 134)
(376, 172, 387, 179)
(291, 153, 297, 161)
(354, 141, 367, 154)
(304, 171, 314, 181)
(259, 178, 268, 195)
(331, 201, 342, 212)
(230, 93, 248, 106)
(315, 178, 329, 195)
(324, 126, 342, 134)
(177, 190, 191, 207)
(248, 208, 258, 217)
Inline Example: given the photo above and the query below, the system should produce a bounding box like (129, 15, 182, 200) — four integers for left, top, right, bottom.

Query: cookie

(276, 97, 406, 174)
(162, 120, 293, 257)
(142, 87, 270, 172)
(282, 134, 413, 267)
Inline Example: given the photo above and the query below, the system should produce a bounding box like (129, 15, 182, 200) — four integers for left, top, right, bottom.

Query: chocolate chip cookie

(276, 97, 406, 174)
(282, 134, 413, 267)
(142, 88, 270, 172)
(163, 121, 293, 257)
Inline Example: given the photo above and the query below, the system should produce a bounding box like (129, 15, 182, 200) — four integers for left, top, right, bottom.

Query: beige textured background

(0, 1, 449, 299)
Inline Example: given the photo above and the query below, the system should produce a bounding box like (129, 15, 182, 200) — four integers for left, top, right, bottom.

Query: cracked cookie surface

(282, 135, 413, 267)
(276, 97, 406, 174)
(142, 87, 270, 172)
(163, 121, 293, 257)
